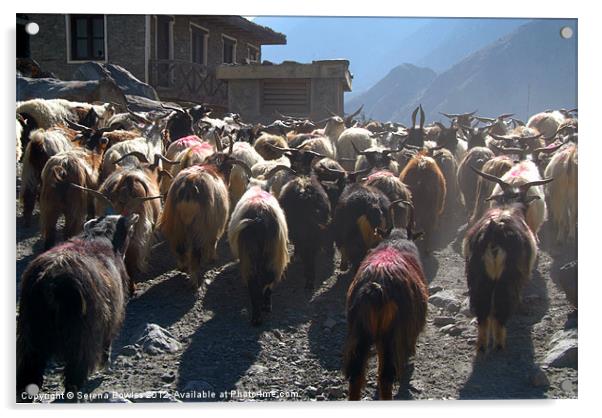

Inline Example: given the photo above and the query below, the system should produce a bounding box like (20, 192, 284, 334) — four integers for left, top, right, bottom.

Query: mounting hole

(25, 22, 39, 36)
(560, 26, 573, 39)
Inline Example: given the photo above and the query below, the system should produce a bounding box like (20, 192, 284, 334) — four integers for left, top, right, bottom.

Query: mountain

(254, 17, 526, 94)
(390, 19, 577, 123)
(346, 64, 436, 121)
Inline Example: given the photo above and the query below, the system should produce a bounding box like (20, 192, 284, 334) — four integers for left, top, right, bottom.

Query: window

(191, 25, 208, 65)
(222, 36, 236, 64)
(69, 14, 105, 61)
(248, 45, 259, 63)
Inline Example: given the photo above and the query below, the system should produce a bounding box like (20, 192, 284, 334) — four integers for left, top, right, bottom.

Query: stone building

(18, 14, 286, 108)
(17, 14, 353, 118)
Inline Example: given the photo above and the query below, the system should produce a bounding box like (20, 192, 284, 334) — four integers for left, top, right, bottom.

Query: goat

(228, 141, 265, 207)
(344, 202, 428, 400)
(364, 171, 413, 229)
(487, 158, 550, 235)
(464, 167, 551, 352)
(78, 153, 168, 284)
(39, 136, 109, 249)
(527, 110, 568, 139)
(469, 156, 514, 226)
(399, 150, 446, 253)
(17, 214, 138, 400)
(228, 186, 290, 325)
(333, 175, 391, 273)
(543, 142, 578, 246)
(457, 146, 495, 218)
(157, 143, 250, 288)
(20, 126, 78, 226)
(432, 148, 460, 219)
(253, 133, 288, 160)
(336, 127, 375, 170)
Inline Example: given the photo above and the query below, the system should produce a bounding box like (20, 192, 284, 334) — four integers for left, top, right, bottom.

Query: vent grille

(262, 79, 310, 115)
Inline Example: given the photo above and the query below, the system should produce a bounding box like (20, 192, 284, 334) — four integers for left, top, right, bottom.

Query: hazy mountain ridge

(392, 19, 577, 123)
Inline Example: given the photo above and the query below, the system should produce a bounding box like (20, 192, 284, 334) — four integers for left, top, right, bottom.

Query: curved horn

(419, 105, 425, 130)
(490, 133, 515, 142)
(382, 136, 408, 154)
(325, 107, 339, 117)
(345, 105, 364, 125)
(70, 183, 113, 208)
(533, 143, 564, 155)
(519, 178, 554, 193)
(66, 120, 93, 133)
(267, 142, 296, 153)
(231, 159, 253, 178)
(265, 165, 297, 180)
(113, 151, 150, 165)
(497, 113, 514, 120)
(135, 195, 164, 202)
(153, 154, 180, 166)
(469, 165, 510, 190)
(411, 106, 419, 127)
(489, 142, 526, 156)
(126, 106, 152, 124)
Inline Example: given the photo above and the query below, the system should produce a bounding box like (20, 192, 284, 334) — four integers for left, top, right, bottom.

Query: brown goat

(399, 151, 446, 253)
(17, 214, 138, 400)
(344, 204, 428, 400)
(39, 141, 108, 249)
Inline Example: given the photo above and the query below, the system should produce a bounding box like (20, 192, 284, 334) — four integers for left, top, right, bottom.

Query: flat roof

(216, 60, 352, 91)
(199, 15, 286, 45)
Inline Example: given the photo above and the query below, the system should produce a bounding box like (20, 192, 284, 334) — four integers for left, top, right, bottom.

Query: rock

(249, 364, 268, 374)
(429, 285, 443, 294)
(439, 324, 465, 337)
(306, 386, 318, 396)
(161, 371, 176, 383)
(530, 368, 550, 387)
(550, 329, 577, 346)
(323, 318, 337, 329)
(120, 345, 139, 357)
(134, 324, 182, 355)
(433, 316, 456, 327)
(544, 338, 578, 369)
(272, 329, 283, 340)
(327, 386, 345, 398)
(459, 297, 473, 317)
(429, 291, 461, 314)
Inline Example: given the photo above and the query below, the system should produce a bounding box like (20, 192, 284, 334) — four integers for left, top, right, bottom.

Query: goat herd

(15, 99, 578, 401)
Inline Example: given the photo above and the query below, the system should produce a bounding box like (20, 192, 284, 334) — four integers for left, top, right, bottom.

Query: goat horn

(345, 105, 364, 125)
(154, 154, 180, 165)
(411, 106, 419, 127)
(469, 165, 510, 190)
(490, 133, 515, 142)
(113, 151, 149, 165)
(267, 142, 296, 153)
(519, 178, 554, 193)
(265, 165, 297, 180)
(231, 159, 253, 178)
(325, 107, 339, 117)
(126, 106, 152, 124)
(135, 195, 164, 202)
(497, 113, 514, 120)
(419, 105, 425, 130)
(66, 120, 93, 133)
(70, 183, 113, 207)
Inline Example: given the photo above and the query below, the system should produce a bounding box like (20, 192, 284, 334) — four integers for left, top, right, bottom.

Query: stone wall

(27, 14, 146, 82)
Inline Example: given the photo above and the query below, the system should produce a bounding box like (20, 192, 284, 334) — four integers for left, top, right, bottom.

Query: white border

(247, 42, 260, 62)
(64, 14, 108, 64)
(5, 2, 601, 418)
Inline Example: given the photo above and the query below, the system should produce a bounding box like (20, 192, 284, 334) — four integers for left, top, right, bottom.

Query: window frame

(65, 14, 108, 63)
(222, 34, 237, 64)
(189, 22, 209, 66)
(247, 43, 260, 63)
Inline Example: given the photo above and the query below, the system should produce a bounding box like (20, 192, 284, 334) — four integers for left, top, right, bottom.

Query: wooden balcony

(148, 59, 227, 107)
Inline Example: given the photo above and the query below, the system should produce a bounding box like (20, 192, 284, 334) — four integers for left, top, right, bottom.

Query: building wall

(27, 14, 146, 82)
(150, 15, 261, 70)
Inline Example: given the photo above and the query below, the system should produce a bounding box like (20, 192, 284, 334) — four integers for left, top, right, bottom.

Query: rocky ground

(15, 198, 578, 403)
